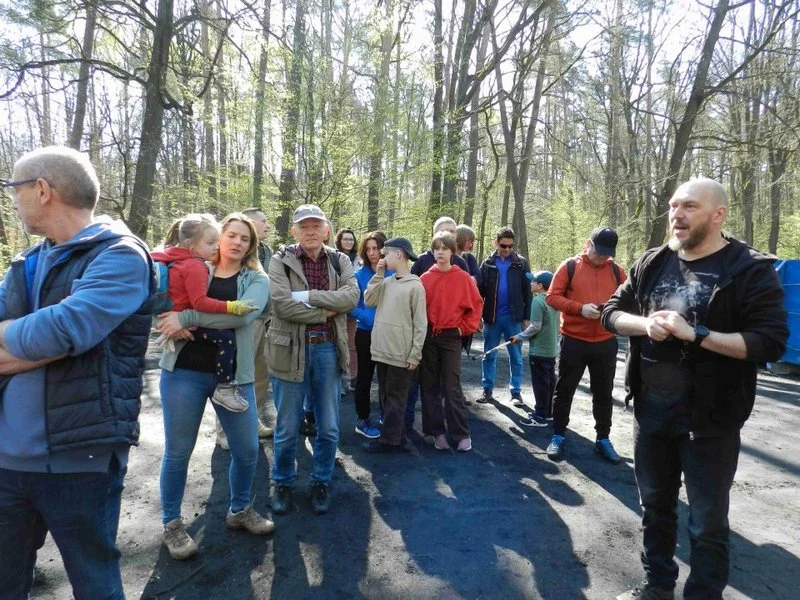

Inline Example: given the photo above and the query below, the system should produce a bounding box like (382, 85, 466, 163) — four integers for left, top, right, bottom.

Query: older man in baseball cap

(266, 204, 359, 515)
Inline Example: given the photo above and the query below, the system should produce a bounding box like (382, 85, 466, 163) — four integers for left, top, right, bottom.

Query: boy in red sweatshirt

(419, 232, 483, 451)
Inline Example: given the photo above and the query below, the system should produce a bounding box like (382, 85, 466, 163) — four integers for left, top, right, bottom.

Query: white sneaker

(212, 384, 249, 412)
(258, 421, 274, 439)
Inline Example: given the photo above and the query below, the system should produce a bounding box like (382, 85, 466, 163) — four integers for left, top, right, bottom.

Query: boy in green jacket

(363, 238, 428, 452)
(512, 271, 559, 427)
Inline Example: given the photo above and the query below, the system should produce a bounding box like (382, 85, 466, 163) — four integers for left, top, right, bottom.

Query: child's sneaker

(520, 413, 548, 427)
(212, 383, 249, 413)
(355, 419, 380, 439)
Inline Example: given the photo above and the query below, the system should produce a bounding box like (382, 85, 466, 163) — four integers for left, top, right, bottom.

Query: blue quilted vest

(3, 236, 153, 452)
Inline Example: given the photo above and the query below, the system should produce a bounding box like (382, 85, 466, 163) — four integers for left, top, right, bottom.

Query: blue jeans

(272, 341, 341, 485)
(481, 314, 524, 393)
(160, 368, 259, 523)
(0, 458, 126, 600)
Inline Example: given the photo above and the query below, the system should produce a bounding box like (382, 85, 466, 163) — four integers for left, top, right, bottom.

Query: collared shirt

(496, 255, 512, 317)
(296, 245, 332, 334)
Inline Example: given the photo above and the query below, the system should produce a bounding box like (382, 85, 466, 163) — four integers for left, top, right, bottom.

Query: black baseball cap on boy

(383, 237, 418, 261)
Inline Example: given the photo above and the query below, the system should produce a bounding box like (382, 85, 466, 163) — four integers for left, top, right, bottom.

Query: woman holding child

(155, 212, 274, 561)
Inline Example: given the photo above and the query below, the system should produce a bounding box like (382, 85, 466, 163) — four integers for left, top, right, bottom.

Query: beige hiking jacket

(266, 245, 359, 382)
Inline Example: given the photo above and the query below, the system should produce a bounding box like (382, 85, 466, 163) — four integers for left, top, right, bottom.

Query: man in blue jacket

(478, 226, 532, 406)
(604, 178, 788, 600)
(0, 146, 152, 599)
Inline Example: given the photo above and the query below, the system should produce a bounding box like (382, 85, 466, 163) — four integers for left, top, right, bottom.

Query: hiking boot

(311, 482, 331, 514)
(546, 434, 565, 460)
(434, 434, 450, 450)
(258, 421, 274, 439)
(363, 439, 409, 454)
(616, 579, 674, 600)
(595, 438, 622, 464)
(476, 389, 494, 404)
(355, 419, 380, 439)
(226, 504, 275, 535)
(163, 518, 198, 560)
(520, 413, 548, 427)
(216, 431, 230, 451)
(456, 437, 472, 452)
(211, 383, 249, 413)
(271, 485, 292, 515)
(511, 391, 525, 407)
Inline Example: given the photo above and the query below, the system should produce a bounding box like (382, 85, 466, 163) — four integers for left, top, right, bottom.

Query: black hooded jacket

(602, 236, 788, 436)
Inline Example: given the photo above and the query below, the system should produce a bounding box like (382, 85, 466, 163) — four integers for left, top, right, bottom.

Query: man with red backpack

(545, 227, 626, 463)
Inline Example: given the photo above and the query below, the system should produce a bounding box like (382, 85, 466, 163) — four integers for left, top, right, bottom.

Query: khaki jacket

(365, 272, 427, 368)
(266, 245, 359, 382)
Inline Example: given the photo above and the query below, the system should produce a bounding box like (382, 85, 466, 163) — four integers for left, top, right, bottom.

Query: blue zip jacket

(0, 217, 152, 472)
(350, 264, 394, 331)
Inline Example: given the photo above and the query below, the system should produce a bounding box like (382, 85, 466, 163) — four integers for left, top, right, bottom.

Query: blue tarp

(775, 259, 800, 366)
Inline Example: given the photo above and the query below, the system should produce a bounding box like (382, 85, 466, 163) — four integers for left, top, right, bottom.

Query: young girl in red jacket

(419, 232, 483, 451)
(152, 214, 258, 412)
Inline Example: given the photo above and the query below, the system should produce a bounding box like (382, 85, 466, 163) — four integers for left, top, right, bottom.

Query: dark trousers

(529, 355, 556, 418)
(0, 457, 126, 600)
(354, 328, 377, 420)
(419, 329, 470, 441)
(552, 335, 617, 438)
(196, 327, 237, 383)
(377, 362, 414, 445)
(634, 386, 740, 599)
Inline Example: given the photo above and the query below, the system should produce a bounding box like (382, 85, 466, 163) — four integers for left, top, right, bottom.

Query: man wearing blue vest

(0, 146, 152, 599)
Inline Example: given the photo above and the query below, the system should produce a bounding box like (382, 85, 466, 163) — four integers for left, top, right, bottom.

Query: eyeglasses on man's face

(498, 243, 514, 249)
(0, 177, 39, 189)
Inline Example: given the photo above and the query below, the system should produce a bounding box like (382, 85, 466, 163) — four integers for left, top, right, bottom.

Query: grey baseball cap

(292, 204, 327, 223)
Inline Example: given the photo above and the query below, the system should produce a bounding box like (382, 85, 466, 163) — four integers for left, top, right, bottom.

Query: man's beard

(668, 219, 710, 252)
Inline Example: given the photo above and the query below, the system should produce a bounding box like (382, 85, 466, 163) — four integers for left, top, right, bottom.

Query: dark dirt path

(32, 337, 800, 599)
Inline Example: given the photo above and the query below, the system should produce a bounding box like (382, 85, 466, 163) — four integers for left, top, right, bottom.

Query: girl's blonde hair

(217, 212, 263, 272)
(163, 213, 219, 249)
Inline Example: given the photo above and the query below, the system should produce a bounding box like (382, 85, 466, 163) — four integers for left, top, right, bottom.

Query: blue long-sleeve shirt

(0, 217, 151, 472)
(350, 264, 394, 331)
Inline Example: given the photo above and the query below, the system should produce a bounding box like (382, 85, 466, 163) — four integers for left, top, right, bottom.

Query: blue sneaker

(546, 434, 565, 460)
(355, 419, 380, 439)
(595, 438, 621, 464)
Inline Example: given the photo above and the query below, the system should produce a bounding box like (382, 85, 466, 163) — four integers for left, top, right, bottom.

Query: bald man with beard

(603, 178, 788, 600)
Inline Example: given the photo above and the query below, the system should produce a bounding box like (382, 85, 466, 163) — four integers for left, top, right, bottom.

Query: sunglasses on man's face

(498, 243, 514, 249)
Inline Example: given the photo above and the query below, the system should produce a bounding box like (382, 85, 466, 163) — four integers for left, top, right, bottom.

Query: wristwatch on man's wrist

(693, 325, 710, 347)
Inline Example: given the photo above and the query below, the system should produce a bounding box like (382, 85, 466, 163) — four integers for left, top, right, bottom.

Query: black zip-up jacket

(602, 236, 788, 436)
(479, 252, 532, 325)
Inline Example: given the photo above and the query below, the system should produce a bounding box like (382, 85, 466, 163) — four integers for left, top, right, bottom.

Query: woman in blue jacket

(350, 231, 391, 439)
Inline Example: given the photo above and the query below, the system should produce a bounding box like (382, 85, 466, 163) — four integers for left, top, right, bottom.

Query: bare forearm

(607, 312, 650, 337)
(698, 331, 748, 360)
(0, 347, 66, 375)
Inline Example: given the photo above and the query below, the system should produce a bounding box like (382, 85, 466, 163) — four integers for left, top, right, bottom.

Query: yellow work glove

(227, 300, 259, 315)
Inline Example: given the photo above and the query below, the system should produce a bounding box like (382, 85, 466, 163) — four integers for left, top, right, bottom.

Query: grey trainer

(163, 518, 198, 560)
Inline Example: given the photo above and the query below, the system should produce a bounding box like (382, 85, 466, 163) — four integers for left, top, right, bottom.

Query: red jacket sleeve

(546, 261, 583, 316)
(183, 260, 230, 314)
(459, 274, 484, 335)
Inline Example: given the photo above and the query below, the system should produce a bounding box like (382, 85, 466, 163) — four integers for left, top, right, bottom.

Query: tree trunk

(429, 0, 444, 220)
(767, 146, 786, 255)
(68, 3, 97, 150)
(201, 5, 217, 203)
(367, 1, 393, 230)
(276, 0, 306, 240)
(646, 0, 730, 249)
(128, 0, 174, 239)
(252, 0, 271, 207)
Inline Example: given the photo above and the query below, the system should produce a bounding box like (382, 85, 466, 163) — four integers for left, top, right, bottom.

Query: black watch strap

(693, 325, 710, 347)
